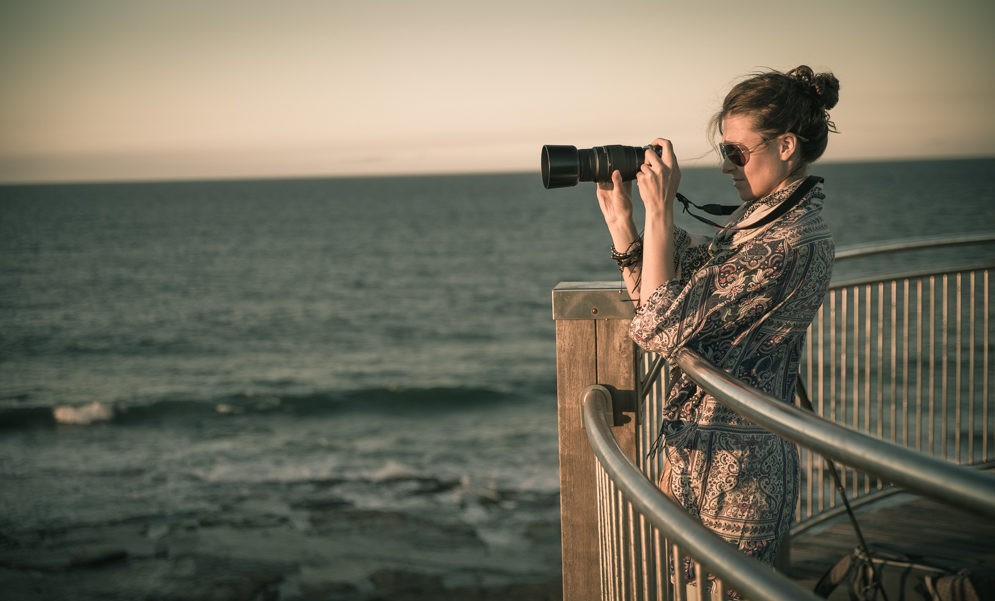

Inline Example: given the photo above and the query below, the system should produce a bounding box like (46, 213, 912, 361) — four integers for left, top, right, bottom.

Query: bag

(797, 380, 995, 601)
(814, 543, 995, 601)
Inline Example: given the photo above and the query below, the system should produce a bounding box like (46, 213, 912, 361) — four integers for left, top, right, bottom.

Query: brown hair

(712, 65, 840, 163)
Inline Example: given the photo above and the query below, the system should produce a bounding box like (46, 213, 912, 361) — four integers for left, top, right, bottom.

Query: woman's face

(720, 114, 795, 202)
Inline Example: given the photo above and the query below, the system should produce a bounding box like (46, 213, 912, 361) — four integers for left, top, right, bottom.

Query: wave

(0, 385, 534, 431)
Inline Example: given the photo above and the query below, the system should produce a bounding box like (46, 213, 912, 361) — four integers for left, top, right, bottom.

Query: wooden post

(553, 282, 639, 600)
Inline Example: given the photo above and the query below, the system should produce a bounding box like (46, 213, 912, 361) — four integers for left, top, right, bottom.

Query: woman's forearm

(606, 218, 643, 306)
(639, 208, 676, 303)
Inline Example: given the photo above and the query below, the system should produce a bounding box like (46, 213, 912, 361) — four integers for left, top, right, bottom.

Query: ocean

(1, 158, 993, 600)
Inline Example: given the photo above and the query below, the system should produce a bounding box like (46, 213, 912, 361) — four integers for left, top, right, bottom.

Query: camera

(540, 144, 660, 189)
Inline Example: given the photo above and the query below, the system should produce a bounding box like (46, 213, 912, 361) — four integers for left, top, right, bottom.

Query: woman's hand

(596, 170, 634, 228)
(635, 139, 681, 218)
(595, 165, 641, 307)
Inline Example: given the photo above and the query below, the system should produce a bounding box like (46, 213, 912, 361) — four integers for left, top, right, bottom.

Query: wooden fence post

(553, 282, 639, 599)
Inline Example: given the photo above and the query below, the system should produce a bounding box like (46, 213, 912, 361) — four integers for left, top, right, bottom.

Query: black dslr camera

(540, 144, 661, 189)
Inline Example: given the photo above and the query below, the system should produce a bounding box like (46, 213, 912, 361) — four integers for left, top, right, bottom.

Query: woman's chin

(732, 179, 756, 202)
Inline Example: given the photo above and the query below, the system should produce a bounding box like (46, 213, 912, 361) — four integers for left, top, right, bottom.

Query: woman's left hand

(636, 138, 681, 218)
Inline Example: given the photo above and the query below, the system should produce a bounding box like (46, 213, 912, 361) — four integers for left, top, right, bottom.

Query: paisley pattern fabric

(630, 179, 834, 575)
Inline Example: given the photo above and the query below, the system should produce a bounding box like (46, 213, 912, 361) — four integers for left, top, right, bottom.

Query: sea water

(1, 159, 993, 599)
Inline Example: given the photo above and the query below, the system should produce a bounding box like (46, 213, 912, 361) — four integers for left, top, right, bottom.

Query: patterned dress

(629, 178, 834, 572)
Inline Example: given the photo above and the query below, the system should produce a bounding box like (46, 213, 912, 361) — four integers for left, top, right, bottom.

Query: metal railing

(673, 348, 995, 520)
(583, 385, 823, 601)
(554, 234, 995, 601)
(797, 239, 994, 531)
(636, 239, 995, 533)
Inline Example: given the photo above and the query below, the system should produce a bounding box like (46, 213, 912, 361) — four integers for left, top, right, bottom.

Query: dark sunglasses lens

(721, 144, 747, 167)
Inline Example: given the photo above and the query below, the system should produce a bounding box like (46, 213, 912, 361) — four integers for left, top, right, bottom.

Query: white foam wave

(53, 401, 113, 425)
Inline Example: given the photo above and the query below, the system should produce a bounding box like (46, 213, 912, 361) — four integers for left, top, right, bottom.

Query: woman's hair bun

(788, 65, 840, 111)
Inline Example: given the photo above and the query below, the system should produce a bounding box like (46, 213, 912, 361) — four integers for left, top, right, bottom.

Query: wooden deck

(787, 494, 995, 598)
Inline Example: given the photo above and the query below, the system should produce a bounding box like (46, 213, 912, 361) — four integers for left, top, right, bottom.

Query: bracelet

(611, 237, 643, 269)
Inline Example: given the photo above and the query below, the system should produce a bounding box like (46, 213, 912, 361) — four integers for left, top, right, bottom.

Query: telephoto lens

(541, 144, 659, 189)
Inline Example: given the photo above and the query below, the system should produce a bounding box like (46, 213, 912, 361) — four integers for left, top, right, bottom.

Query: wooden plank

(555, 318, 600, 600)
(596, 318, 638, 463)
(788, 495, 995, 598)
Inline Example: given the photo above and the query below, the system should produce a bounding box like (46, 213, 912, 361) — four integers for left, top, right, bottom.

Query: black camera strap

(675, 175, 823, 231)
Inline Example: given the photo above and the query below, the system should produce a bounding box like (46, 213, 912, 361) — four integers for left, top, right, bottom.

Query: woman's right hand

(596, 169, 642, 307)
(596, 170, 634, 228)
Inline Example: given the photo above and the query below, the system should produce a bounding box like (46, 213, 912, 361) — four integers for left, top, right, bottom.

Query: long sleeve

(629, 195, 834, 403)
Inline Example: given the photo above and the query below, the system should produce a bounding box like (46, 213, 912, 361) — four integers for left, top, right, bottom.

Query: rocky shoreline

(1, 485, 563, 601)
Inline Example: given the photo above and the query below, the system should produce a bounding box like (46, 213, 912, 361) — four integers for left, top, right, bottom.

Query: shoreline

(1, 498, 563, 600)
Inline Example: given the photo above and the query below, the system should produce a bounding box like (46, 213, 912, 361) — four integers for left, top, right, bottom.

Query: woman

(596, 66, 840, 582)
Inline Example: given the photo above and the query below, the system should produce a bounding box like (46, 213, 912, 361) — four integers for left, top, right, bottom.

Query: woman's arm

(596, 140, 683, 306)
(596, 174, 643, 305)
(635, 140, 681, 301)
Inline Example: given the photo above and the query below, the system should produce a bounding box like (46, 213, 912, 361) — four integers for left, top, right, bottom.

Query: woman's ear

(778, 133, 800, 161)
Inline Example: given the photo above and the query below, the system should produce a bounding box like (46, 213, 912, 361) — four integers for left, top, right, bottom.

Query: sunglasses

(718, 138, 771, 167)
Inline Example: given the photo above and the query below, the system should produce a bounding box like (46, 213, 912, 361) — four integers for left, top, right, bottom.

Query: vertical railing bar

(605, 467, 616, 601)
(638, 513, 650, 601)
(597, 464, 607, 601)
(615, 488, 623, 601)
(660, 533, 672, 601)
(853, 286, 861, 497)
(902, 278, 910, 448)
(672, 544, 685, 601)
(955, 272, 963, 463)
(852, 284, 858, 436)
(866, 283, 874, 494)
(928, 276, 936, 454)
(652, 528, 663, 601)
(890, 279, 898, 445)
(840, 287, 850, 500)
(618, 487, 627, 601)
(878, 282, 886, 440)
(601, 470, 610, 601)
(715, 579, 727, 601)
(625, 496, 634, 601)
(968, 271, 976, 464)
(941, 274, 950, 460)
(801, 310, 812, 521)
(693, 562, 706, 601)
(612, 472, 621, 601)
(641, 352, 650, 473)
(613, 475, 622, 601)
(819, 297, 828, 514)
(984, 270, 990, 463)
(628, 500, 638, 601)
(813, 304, 822, 519)
(916, 278, 924, 452)
(828, 289, 838, 511)
(638, 352, 647, 464)
(831, 288, 847, 423)
(621, 497, 631, 601)
(606, 473, 616, 601)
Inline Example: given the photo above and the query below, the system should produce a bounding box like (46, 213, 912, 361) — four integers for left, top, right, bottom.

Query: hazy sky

(1, 0, 993, 183)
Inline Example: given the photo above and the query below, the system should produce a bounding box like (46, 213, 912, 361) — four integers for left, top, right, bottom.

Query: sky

(1, 0, 993, 183)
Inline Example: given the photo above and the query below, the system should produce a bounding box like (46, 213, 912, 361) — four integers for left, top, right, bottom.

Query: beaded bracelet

(611, 237, 643, 269)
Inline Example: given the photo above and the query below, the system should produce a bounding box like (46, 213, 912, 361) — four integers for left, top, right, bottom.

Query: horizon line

(2, 153, 993, 188)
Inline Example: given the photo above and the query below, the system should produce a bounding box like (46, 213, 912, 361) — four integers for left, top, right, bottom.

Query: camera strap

(675, 175, 823, 231)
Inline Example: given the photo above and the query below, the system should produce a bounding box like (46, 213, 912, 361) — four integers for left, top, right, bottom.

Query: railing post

(553, 282, 639, 599)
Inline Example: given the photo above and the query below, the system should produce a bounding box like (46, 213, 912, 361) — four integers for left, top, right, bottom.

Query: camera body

(541, 144, 660, 189)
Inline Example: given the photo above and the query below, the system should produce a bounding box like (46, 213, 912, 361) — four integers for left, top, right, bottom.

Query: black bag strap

(676, 175, 823, 231)
(798, 377, 891, 601)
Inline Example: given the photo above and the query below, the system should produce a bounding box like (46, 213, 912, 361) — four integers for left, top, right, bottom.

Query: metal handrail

(582, 385, 823, 601)
(833, 232, 995, 261)
(673, 348, 995, 520)
(829, 259, 995, 289)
